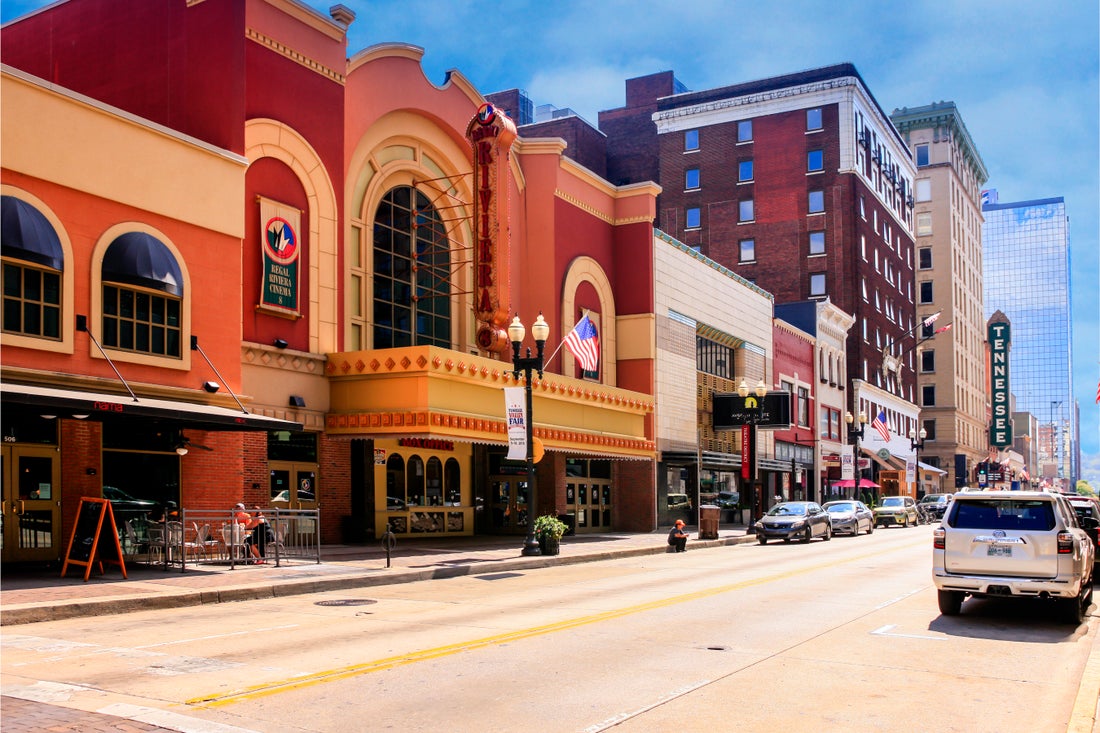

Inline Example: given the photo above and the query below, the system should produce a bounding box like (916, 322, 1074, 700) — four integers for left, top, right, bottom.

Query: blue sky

(4, 1, 1098, 483)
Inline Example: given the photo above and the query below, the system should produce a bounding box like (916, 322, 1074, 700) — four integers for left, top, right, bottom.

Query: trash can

(698, 504, 720, 540)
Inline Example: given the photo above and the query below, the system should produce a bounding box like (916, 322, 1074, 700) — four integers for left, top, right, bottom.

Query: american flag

(564, 314, 600, 373)
(871, 409, 890, 442)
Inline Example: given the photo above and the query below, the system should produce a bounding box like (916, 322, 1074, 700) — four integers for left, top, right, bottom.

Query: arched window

(386, 454, 406, 510)
(372, 186, 450, 348)
(407, 454, 425, 507)
(101, 233, 183, 357)
(425, 456, 443, 506)
(444, 458, 461, 506)
(2, 196, 63, 340)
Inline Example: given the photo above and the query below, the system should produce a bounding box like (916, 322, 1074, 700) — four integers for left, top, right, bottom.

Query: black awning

(1, 382, 301, 432)
(1, 195, 64, 269)
(102, 232, 183, 296)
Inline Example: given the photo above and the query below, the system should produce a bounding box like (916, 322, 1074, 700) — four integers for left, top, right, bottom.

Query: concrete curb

(0, 535, 757, 626)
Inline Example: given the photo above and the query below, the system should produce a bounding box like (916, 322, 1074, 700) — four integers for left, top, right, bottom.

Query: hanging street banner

(988, 317, 1013, 447)
(259, 196, 301, 317)
(841, 452, 855, 481)
(504, 387, 527, 461)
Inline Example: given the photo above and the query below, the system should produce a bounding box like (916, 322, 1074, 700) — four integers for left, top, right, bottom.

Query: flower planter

(537, 536, 560, 555)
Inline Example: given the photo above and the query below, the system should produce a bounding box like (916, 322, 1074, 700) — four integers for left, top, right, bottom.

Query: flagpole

(544, 309, 589, 368)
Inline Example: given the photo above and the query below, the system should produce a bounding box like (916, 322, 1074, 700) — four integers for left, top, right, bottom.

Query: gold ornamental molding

(324, 346, 654, 458)
(246, 28, 345, 85)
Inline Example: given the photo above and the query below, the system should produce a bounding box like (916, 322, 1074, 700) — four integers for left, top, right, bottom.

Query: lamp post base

(521, 534, 541, 556)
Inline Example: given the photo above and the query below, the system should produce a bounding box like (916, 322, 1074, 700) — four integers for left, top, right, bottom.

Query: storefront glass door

(1, 445, 62, 562)
(488, 477, 529, 533)
(269, 462, 319, 510)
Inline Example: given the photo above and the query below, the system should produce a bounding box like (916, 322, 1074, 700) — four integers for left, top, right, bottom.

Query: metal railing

(118, 508, 321, 572)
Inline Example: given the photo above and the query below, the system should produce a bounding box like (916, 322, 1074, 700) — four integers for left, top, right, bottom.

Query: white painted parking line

(871, 623, 944, 641)
(97, 703, 261, 733)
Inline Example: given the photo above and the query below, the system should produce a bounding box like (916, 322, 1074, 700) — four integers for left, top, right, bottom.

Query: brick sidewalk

(1, 696, 175, 732)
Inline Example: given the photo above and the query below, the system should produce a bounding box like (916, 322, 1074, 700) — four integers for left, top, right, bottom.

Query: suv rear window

(950, 499, 1055, 531)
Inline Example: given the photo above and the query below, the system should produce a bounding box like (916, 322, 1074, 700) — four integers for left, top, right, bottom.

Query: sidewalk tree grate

(315, 599, 377, 607)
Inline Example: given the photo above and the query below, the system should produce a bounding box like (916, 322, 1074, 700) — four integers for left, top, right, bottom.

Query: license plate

(987, 545, 1012, 557)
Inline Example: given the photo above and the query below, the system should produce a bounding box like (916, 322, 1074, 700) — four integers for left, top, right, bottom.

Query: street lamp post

(508, 312, 550, 556)
(846, 410, 867, 500)
(909, 427, 927, 496)
(738, 378, 768, 519)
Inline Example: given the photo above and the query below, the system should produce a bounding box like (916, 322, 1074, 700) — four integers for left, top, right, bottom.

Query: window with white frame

(808, 231, 825, 255)
(915, 179, 931, 202)
(806, 108, 823, 131)
(916, 212, 932, 236)
(686, 207, 701, 229)
(737, 120, 752, 142)
(739, 199, 754, 222)
(685, 168, 700, 190)
(738, 159, 754, 182)
(809, 273, 826, 297)
(739, 239, 755, 262)
(808, 190, 824, 213)
(684, 130, 699, 151)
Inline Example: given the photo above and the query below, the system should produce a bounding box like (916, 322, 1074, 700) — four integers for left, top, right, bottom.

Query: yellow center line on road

(189, 540, 924, 708)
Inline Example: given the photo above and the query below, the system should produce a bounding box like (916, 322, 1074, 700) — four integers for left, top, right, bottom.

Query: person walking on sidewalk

(668, 519, 690, 552)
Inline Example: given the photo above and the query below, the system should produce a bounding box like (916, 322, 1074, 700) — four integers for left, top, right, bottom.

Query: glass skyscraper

(982, 194, 1075, 487)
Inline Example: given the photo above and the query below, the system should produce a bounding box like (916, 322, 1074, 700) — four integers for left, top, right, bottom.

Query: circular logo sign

(476, 102, 496, 126)
(264, 217, 299, 262)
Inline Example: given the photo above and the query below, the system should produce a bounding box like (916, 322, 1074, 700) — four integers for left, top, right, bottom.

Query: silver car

(823, 500, 874, 536)
(932, 491, 1096, 623)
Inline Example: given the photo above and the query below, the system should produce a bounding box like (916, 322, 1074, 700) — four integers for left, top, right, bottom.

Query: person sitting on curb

(667, 519, 690, 552)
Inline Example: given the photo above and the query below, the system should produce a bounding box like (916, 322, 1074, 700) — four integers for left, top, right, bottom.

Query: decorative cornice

(246, 28, 345, 85)
(325, 349, 654, 413)
(323, 409, 654, 456)
(242, 342, 327, 375)
(555, 188, 613, 225)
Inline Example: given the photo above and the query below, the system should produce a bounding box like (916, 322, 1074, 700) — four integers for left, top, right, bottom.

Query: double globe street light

(737, 378, 768, 522)
(508, 312, 550, 556)
(909, 427, 927, 496)
(846, 410, 867, 500)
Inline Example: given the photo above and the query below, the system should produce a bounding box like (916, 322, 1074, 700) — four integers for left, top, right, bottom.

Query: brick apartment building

(599, 64, 926, 487)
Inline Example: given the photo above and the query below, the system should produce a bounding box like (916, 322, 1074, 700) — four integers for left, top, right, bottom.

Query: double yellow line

(189, 545, 900, 707)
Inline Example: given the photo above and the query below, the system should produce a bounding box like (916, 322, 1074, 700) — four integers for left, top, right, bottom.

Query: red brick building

(1, 0, 658, 564)
(601, 64, 921, 484)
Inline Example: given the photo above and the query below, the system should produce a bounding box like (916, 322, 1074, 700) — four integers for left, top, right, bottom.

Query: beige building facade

(891, 102, 989, 489)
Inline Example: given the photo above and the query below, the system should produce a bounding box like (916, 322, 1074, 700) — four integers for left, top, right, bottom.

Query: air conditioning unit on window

(872, 150, 882, 165)
(907, 196, 915, 209)
(857, 131, 869, 147)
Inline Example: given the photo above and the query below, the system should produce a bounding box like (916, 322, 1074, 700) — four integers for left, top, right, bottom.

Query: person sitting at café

(234, 503, 265, 563)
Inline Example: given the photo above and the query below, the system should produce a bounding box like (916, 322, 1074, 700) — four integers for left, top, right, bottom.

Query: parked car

(714, 491, 740, 510)
(667, 493, 691, 511)
(932, 490, 1096, 623)
(874, 495, 919, 528)
(755, 501, 832, 544)
(102, 486, 157, 522)
(823, 500, 874, 536)
(919, 493, 953, 521)
(1066, 495, 1100, 571)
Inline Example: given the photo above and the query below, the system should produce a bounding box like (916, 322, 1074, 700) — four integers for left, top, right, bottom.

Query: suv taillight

(1057, 531, 1074, 554)
(933, 527, 945, 549)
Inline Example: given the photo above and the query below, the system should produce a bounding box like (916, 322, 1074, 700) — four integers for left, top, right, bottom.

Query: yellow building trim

(325, 346, 654, 458)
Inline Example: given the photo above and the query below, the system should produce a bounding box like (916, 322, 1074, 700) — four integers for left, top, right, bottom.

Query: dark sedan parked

(918, 493, 952, 521)
(755, 501, 832, 544)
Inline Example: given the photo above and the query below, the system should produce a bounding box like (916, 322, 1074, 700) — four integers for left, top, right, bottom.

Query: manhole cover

(315, 599, 378, 607)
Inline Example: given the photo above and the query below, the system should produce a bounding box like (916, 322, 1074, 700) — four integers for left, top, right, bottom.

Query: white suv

(932, 491, 1096, 624)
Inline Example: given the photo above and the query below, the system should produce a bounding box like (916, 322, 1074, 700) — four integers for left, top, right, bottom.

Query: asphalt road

(2, 524, 1096, 733)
